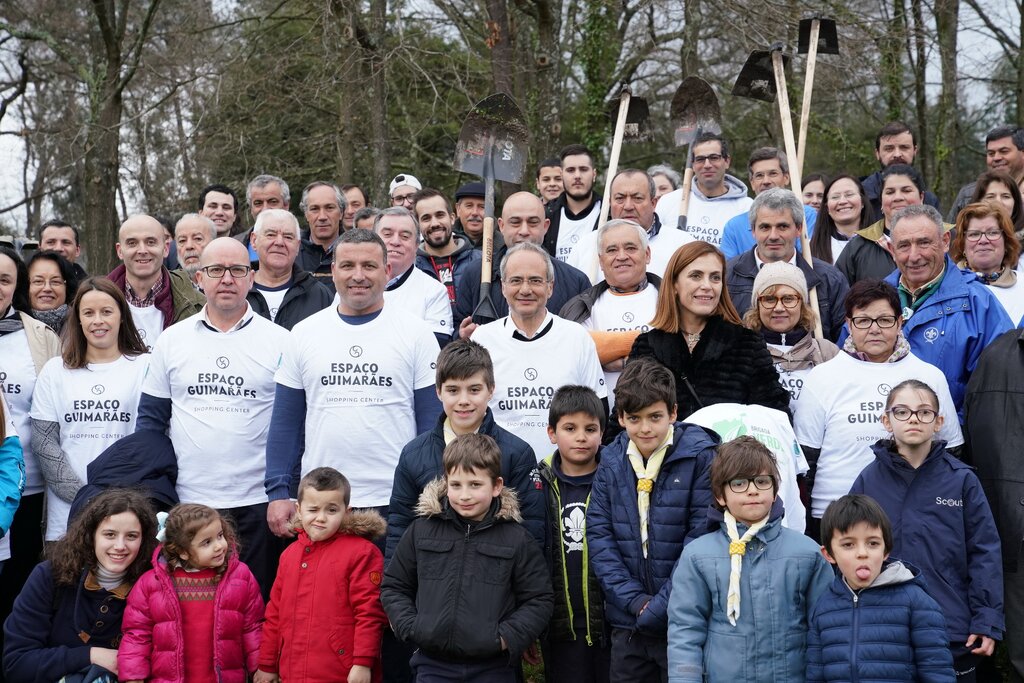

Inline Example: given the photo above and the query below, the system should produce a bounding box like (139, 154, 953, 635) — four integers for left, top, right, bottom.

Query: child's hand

(254, 669, 280, 683)
(966, 634, 996, 656)
(522, 641, 541, 665)
(348, 664, 371, 683)
(89, 647, 119, 676)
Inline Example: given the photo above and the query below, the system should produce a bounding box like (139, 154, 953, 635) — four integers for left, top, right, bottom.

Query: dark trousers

(609, 628, 667, 683)
(542, 636, 611, 683)
(0, 492, 44, 683)
(218, 502, 280, 601)
(410, 651, 514, 683)
(951, 643, 982, 682)
(1007, 559, 1024, 683)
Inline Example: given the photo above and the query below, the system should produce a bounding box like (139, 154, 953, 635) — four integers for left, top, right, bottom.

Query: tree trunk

(909, 0, 929, 181)
(534, 0, 562, 145)
(81, 71, 125, 274)
(680, 0, 701, 77)
(933, 0, 959, 204)
(879, 0, 907, 121)
(366, 0, 390, 205)
(486, 0, 515, 95)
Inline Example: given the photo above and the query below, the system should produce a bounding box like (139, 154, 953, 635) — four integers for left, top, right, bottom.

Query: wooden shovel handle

(480, 217, 494, 286)
(678, 167, 695, 230)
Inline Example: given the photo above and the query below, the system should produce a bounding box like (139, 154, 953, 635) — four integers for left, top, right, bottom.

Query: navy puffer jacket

(807, 561, 955, 683)
(586, 423, 718, 634)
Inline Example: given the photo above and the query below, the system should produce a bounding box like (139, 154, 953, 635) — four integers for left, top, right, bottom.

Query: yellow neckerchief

(626, 431, 673, 558)
(724, 510, 769, 626)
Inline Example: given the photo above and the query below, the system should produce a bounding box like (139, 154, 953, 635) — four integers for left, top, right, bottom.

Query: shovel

(670, 76, 721, 231)
(598, 83, 650, 229)
(796, 16, 839, 176)
(453, 93, 530, 325)
(732, 45, 823, 339)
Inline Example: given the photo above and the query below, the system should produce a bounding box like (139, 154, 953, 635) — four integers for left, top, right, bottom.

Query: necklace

(684, 331, 701, 350)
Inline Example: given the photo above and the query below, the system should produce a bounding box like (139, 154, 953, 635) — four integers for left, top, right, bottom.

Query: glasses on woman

(758, 294, 800, 309)
(964, 229, 1002, 242)
(29, 278, 66, 289)
(727, 475, 775, 493)
(850, 315, 898, 329)
(886, 406, 937, 423)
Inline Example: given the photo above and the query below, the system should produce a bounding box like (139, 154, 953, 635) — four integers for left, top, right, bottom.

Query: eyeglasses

(727, 475, 775, 493)
(887, 406, 937, 423)
(693, 154, 724, 165)
(827, 191, 859, 203)
(964, 229, 1002, 242)
(758, 294, 801, 309)
(29, 278, 66, 289)
(392, 193, 415, 205)
(199, 265, 251, 279)
(850, 315, 898, 329)
(503, 276, 549, 288)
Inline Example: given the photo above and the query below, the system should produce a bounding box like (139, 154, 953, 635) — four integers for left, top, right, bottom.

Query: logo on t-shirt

(350, 346, 363, 358)
(571, 234, 580, 244)
(216, 356, 230, 369)
(623, 312, 635, 323)
(562, 504, 586, 552)
(91, 384, 105, 395)
(524, 368, 538, 381)
(138, 328, 147, 339)
(877, 384, 891, 396)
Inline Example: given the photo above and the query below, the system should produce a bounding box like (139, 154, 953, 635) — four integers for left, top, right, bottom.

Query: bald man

(136, 237, 290, 598)
(108, 214, 205, 346)
(454, 191, 591, 338)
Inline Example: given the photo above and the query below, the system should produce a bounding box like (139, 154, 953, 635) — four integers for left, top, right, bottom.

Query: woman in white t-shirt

(793, 279, 963, 542)
(30, 277, 149, 541)
(741, 261, 838, 414)
(951, 201, 1024, 325)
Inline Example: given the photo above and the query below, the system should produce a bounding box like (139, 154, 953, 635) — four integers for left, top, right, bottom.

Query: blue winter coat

(850, 439, 1004, 641)
(0, 434, 23, 536)
(667, 502, 834, 683)
(859, 256, 1013, 411)
(807, 561, 955, 683)
(587, 423, 718, 634)
(385, 408, 543, 563)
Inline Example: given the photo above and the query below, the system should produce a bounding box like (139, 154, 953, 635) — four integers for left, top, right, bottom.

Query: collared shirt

(196, 302, 255, 334)
(508, 310, 554, 341)
(125, 275, 164, 308)
(898, 265, 946, 314)
(753, 249, 799, 270)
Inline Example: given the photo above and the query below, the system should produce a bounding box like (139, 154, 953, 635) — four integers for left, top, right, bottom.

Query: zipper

(850, 590, 860, 683)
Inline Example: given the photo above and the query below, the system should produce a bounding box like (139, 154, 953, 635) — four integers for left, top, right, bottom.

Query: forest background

(0, 0, 1020, 272)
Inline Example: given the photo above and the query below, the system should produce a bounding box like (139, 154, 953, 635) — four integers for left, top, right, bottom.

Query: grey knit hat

(752, 261, 809, 301)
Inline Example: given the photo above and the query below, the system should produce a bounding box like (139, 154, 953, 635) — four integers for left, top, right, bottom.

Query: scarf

(0, 307, 24, 337)
(956, 259, 1017, 289)
(626, 431, 673, 558)
(842, 331, 911, 363)
(724, 510, 769, 626)
(761, 327, 808, 347)
(31, 305, 68, 332)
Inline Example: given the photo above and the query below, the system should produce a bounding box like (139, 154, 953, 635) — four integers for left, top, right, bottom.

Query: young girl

(119, 504, 264, 683)
(29, 276, 149, 542)
(3, 488, 158, 681)
(667, 436, 834, 682)
(851, 380, 1003, 682)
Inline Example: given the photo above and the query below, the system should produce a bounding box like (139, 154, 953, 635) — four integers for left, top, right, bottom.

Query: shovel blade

(732, 50, 790, 103)
(454, 93, 531, 185)
(472, 284, 500, 325)
(670, 76, 722, 147)
(606, 94, 652, 142)
(798, 17, 840, 55)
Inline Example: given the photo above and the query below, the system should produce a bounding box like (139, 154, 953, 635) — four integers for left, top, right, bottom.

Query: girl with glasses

(950, 201, 1024, 325)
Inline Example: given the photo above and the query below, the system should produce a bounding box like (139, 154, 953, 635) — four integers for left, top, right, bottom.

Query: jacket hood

(415, 477, 522, 523)
(869, 438, 954, 472)
(830, 559, 924, 598)
(691, 173, 749, 202)
(293, 508, 386, 541)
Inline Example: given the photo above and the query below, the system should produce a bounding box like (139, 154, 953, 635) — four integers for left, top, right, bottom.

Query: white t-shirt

(275, 305, 439, 507)
(830, 236, 849, 264)
(31, 354, 149, 540)
(143, 307, 290, 509)
(580, 286, 658, 403)
(555, 203, 601, 264)
(568, 226, 696, 284)
(385, 268, 454, 338)
(472, 312, 607, 459)
(655, 183, 754, 248)
(0, 393, 18, 561)
(987, 280, 1024, 327)
(255, 284, 290, 322)
(128, 303, 164, 350)
(0, 329, 42, 494)
(793, 351, 964, 518)
(687, 403, 808, 533)
(766, 344, 815, 415)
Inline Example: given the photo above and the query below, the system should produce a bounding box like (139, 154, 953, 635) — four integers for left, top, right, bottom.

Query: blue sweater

(587, 423, 718, 634)
(3, 562, 130, 682)
(667, 502, 834, 683)
(807, 561, 955, 683)
(850, 439, 1004, 641)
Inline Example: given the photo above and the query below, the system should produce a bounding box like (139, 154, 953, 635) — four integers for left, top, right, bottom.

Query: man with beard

(413, 188, 481, 320)
(860, 122, 941, 220)
(543, 144, 601, 264)
(173, 213, 216, 282)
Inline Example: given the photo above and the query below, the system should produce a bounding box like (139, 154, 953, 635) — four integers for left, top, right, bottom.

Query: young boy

(255, 467, 387, 683)
(538, 385, 610, 683)
(587, 358, 719, 682)
(386, 339, 543, 561)
(667, 436, 833, 681)
(807, 494, 955, 683)
(381, 434, 553, 682)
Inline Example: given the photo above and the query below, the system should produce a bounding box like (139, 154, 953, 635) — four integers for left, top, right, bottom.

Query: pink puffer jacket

(118, 546, 264, 682)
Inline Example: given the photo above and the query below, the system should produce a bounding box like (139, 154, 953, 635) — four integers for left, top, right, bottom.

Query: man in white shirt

(136, 237, 290, 596)
(472, 242, 607, 458)
(542, 144, 602, 263)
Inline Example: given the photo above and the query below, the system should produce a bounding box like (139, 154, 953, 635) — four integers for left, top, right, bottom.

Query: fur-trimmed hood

(414, 477, 522, 523)
(291, 508, 386, 541)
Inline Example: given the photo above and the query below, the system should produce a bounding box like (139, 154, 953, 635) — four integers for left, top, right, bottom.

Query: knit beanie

(752, 260, 809, 301)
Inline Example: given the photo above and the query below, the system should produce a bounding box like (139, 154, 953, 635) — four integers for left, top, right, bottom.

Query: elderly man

(471, 242, 607, 458)
(373, 207, 454, 345)
(39, 220, 87, 280)
(298, 181, 346, 281)
(108, 214, 205, 346)
(726, 188, 849, 342)
(234, 174, 290, 261)
(568, 169, 694, 283)
(454, 192, 590, 338)
(137, 237, 290, 597)
(451, 181, 490, 249)
(264, 229, 441, 537)
(174, 213, 216, 280)
(413, 188, 481, 318)
(872, 204, 1012, 410)
(246, 208, 332, 330)
(948, 126, 1024, 221)
(561, 219, 661, 407)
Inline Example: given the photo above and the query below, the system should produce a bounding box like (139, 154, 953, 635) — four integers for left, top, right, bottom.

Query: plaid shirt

(124, 275, 164, 307)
